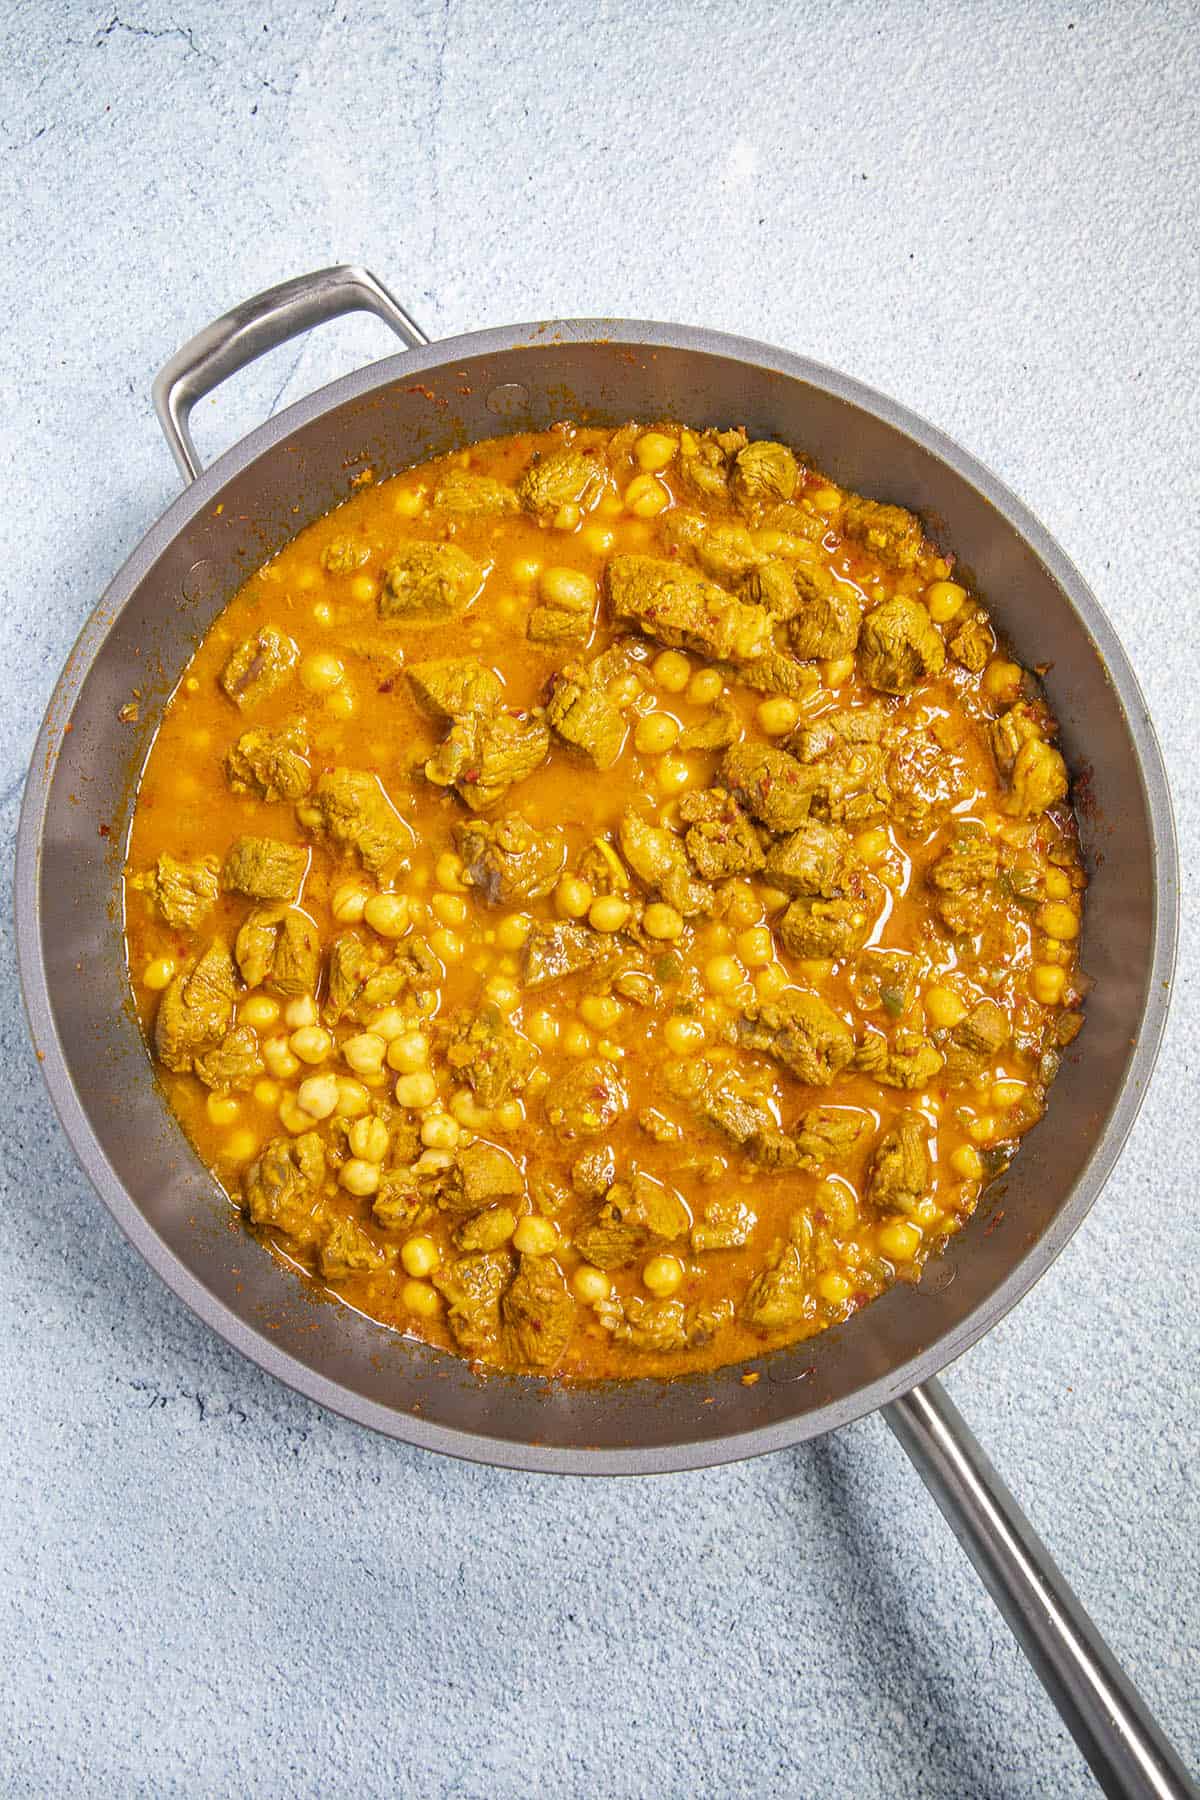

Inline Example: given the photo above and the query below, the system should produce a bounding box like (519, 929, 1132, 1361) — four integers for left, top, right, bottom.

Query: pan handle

(884, 1378, 1196, 1798)
(152, 265, 430, 483)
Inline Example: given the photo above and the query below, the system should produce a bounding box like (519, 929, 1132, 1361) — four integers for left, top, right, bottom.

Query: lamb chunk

(154, 940, 237, 1073)
(520, 921, 615, 989)
(543, 1058, 628, 1140)
(606, 555, 774, 664)
(662, 511, 762, 582)
(737, 991, 855, 1086)
(675, 426, 746, 505)
(454, 1207, 518, 1253)
(502, 1255, 575, 1367)
(1006, 737, 1068, 818)
(455, 813, 566, 905)
(440, 1140, 525, 1214)
(619, 809, 711, 917)
(856, 1030, 944, 1090)
(323, 933, 377, 1024)
(601, 1295, 734, 1352)
(793, 1106, 869, 1167)
(323, 933, 438, 1026)
(575, 1170, 690, 1269)
(926, 825, 1002, 934)
(858, 597, 945, 693)
(887, 728, 970, 828)
(949, 610, 994, 673)
(527, 602, 593, 645)
(545, 671, 626, 769)
(320, 536, 370, 575)
(406, 658, 503, 721)
(372, 1173, 431, 1235)
(678, 788, 765, 881)
(853, 949, 918, 1020)
(792, 704, 887, 762)
(778, 896, 871, 961)
(730, 440, 799, 511)
(378, 542, 484, 623)
(193, 1024, 264, 1093)
(431, 470, 517, 514)
(789, 568, 861, 661)
(433, 1251, 514, 1357)
(234, 904, 320, 994)
(146, 852, 219, 930)
(765, 820, 855, 897)
(446, 1008, 537, 1108)
(841, 495, 927, 570)
(319, 1217, 393, 1281)
(242, 1131, 327, 1244)
(721, 742, 821, 832)
(572, 1146, 616, 1201)
(954, 1000, 1011, 1056)
(220, 625, 298, 710)
(515, 443, 606, 522)
(743, 560, 802, 621)
(734, 648, 820, 698)
(638, 1106, 683, 1144)
(297, 769, 412, 875)
(869, 1110, 931, 1213)
(424, 710, 550, 811)
(742, 1243, 815, 1332)
(691, 1197, 756, 1252)
(225, 719, 311, 803)
(678, 700, 740, 752)
(697, 1080, 778, 1148)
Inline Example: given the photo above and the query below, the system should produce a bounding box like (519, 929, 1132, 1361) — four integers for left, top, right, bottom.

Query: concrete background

(1, 2, 1196, 1794)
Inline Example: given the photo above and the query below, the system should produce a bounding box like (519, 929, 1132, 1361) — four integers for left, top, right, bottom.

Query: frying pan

(15, 267, 1193, 1798)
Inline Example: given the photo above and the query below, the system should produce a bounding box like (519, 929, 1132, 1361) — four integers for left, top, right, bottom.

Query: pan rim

(14, 316, 1179, 1474)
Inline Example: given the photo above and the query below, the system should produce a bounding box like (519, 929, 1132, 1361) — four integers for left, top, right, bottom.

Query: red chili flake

(985, 1209, 1006, 1236)
(464, 769, 480, 784)
(98, 823, 110, 838)
(377, 677, 395, 693)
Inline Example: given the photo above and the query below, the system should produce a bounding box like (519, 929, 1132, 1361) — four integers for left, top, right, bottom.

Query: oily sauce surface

(124, 422, 1086, 1379)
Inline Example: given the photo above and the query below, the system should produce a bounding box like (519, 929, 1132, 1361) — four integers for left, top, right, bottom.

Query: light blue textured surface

(1, 3, 1197, 1794)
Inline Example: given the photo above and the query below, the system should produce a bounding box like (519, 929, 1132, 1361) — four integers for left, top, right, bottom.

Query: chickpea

(734, 926, 773, 968)
(634, 713, 679, 755)
(924, 986, 967, 1030)
(497, 912, 533, 951)
(349, 574, 377, 604)
(401, 1279, 442, 1318)
(589, 895, 630, 932)
(1031, 964, 1067, 1005)
(878, 1220, 921, 1262)
(643, 903, 684, 941)
(652, 650, 691, 693)
(624, 473, 669, 517)
(582, 523, 615, 555)
(657, 755, 692, 795)
(510, 556, 541, 584)
(704, 954, 742, 994)
(240, 994, 280, 1030)
(206, 1093, 239, 1127)
(512, 1215, 559, 1255)
(299, 651, 344, 693)
(553, 502, 581, 531)
(253, 1078, 280, 1108)
(817, 1271, 853, 1305)
(366, 1007, 407, 1041)
(334, 1078, 371, 1118)
(284, 995, 317, 1030)
(401, 1235, 440, 1279)
(342, 1032, 386, 1077)
(420, 1112, 461, 1150)
(555, 875, 593, 920)
(687, 669, 723, 706)
(924, 579, 966, 623)
(262, 1036, 300, 1080)
(642, 1254, 684, 1297)
(990, 1079, 1026, 1109)
(435, 852, 466, 891)
(364, 893, 410, 939)
(431, 892, 468, 928)
(754, 964, 789, 1003)
(664, 1015, 705, 1054)
(580, 994, 622, 1030)
(983, 659, 1023, 701)
(297, 1073, 339, 1120)
(757, 696, 799, 737)
(224, 1127, 260, 1164)
(289, 1025, 332, 1065)
(343, 1118, 388, 1169)
(429, 926, 465, 963)
(562, 1021, 593, 1058)
(634, 430, 677, 472)
(326, 689, 355, 720)
(854, 827, 890, 866)
(820, 655, 855, 688)
(394, 1070, 438, 1108)
(527, 1010, 559, 1049)
(1037, 901, 1079, 941)
(142, 958, 176, 991)
(572, 1264, 612, 1304)
(394, 487, 425, 518)
(951, 1145, 985, 1181)
(486, 976, 521, 1015)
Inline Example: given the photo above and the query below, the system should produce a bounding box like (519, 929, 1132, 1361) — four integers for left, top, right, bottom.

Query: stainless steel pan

(15, 267, 1192, 1798)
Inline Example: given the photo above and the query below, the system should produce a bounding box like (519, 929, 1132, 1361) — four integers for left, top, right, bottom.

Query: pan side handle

(884, 1379, 1196, 1799)
(152, 265, 430, 483)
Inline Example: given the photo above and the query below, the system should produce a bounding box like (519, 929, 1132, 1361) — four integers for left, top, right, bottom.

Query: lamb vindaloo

(124, 423, 1086, 1378)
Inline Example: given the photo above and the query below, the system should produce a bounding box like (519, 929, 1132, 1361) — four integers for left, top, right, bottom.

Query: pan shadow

(797, 1426, 1077, 1800)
